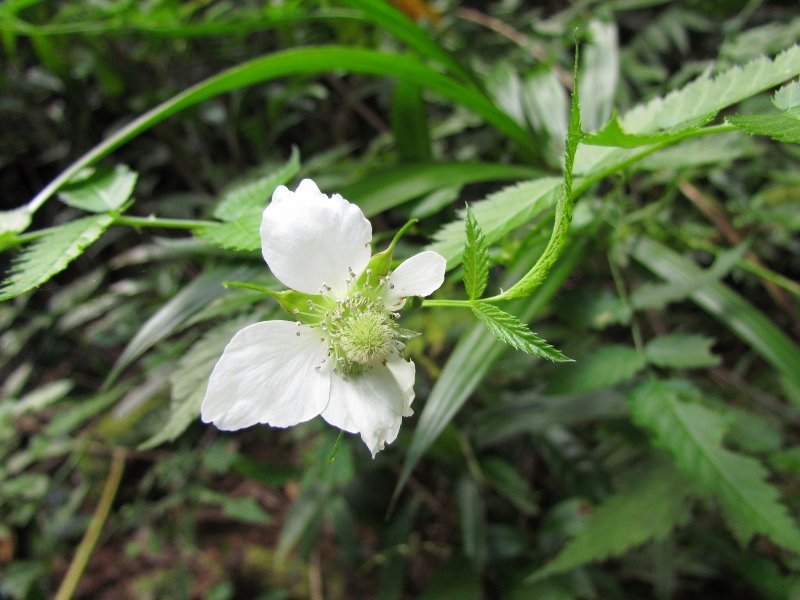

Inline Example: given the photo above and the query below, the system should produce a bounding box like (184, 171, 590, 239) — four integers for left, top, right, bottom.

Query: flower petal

(201, 320, 331, 430)
(384, 250, 446, 309)
(261, 179, 372, 296)
(321, 356, 415, 457)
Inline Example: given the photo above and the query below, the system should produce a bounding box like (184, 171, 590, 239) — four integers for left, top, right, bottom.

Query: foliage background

(1, 0, 799, 598)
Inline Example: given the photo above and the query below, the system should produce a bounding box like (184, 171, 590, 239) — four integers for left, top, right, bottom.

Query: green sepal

(358, 218, 418, 288)
(403, 296, 423, 311)
(224, 281, 326, 323)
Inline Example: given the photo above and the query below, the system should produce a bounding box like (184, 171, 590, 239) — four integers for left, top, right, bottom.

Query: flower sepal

(265, 288, 327, 324)
(357, 218, 418, 289)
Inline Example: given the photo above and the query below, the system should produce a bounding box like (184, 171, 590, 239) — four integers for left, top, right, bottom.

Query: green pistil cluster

(324, 291, 398, 377)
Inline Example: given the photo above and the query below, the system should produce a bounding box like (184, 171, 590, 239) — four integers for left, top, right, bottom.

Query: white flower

(201, 179, 446, 456)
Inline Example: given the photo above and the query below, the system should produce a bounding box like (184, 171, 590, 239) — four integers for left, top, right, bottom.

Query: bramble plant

(1, 1, 800, 597)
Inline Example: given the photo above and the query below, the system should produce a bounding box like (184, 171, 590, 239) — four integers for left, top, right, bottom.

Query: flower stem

(422, 298, 474, 309)
(114, 215, 214, 229)
(54, 448, 126, 600)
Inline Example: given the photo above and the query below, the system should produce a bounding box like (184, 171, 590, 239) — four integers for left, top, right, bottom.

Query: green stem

(54, 448, 126, 600)
(422, 298, 474, 309)
(114, 215, 213, 229)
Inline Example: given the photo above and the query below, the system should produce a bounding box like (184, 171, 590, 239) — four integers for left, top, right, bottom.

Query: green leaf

(391, 81, 432, 163)
(457, 476, 488, 568)
(728, 109, 800, 144)
(0, 214, 113, 301)
(139, 317, 252, 449)
(628, 379, 800, 553)
(196, 210, 262, 252)
(644, 333, 721, 369)
(58, 164, 138, 212)
(213, 147, 300, 221)
(631, 236, 800, 390)
(462, 205, 489, 300)
(528, 464, 693, 581)
(548, 344, 645, 394)
(471, 302, 570, 363)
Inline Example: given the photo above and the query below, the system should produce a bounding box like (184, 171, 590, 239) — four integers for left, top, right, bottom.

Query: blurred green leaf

(629, 379, 800, 553)
(580, 20, 619, 131)
(391, 81, 432, 163)
(58, 164, 138, 212)
(631, 236, 800, 390)
(548, 345, 645, 394)
(457, 476, 488, 568)
(106, 266, 257, 385)
(644, 333, 720, 369)
(529, 463, 693, 581)
(342, 162, 541, 217)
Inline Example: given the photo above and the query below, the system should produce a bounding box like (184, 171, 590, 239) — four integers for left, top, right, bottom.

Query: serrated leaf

(196, 209, 262, 252)
(548, 344, 645, 394)
(583, 111, 717, 147)
(645, 333, 720, 369)
(213, 147, 300, 221)
(0, 214, 113, 301)
(462, 205, 489, 300)
(623, 45, 800, 133)
(728, 110, 800, 144)
(528, 464, 693, 581)
(58, 164, 138, 212)
(471, 302, 569, 362)
(575, 44, 800, 176)
(629, 379, 800, 553)
(139, 317, 252, 449)
(773, 80, 800, 110)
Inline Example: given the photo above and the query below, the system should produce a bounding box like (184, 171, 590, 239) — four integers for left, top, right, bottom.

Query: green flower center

(324, 291, 398, 377)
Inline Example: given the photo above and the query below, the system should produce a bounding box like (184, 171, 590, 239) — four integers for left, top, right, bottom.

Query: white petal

(384, 250, 446, 309)
(321, 358, 415, 457)
(260, 179, 372, 296)
(201, 321, 331, 430)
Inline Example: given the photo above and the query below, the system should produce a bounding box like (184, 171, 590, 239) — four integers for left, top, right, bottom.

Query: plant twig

(54, 448, 126, 600)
